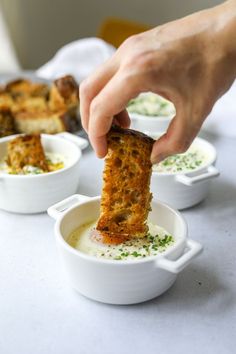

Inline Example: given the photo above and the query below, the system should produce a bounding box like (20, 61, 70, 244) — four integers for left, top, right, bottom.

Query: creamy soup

(127, 93, 175, 117)
(67, 221, 175, 260)
(153, 145, 208, 174)
(0, 152, 65, 175)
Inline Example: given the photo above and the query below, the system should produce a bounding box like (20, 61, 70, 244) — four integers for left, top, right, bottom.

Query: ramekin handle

(47, 194, 91, 220)
(175, 165, 219, 186)
(56, 132, 89, 150)
(155, 239, 203, 274)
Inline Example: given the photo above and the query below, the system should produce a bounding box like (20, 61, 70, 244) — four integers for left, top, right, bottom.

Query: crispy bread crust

(49, 75, 79, 112)
(96, 126, 154, 242)
(54, 75, 79, 100)
(7, 135, 48, 173)
(5, 79, 49, 100)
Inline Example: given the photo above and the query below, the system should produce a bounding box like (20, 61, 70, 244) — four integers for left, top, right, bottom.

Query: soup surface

(67, 221, 174, 260)
(153, 145, 208, 174)
(127, 93, 175, 117)
(0, 152, 65, 175)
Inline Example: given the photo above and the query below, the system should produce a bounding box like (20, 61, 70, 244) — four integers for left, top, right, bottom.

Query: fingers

(113, 110, 131, 129)
(151, 105, 201, 164)
(89, 110, 131, 158)
(89, 135, 108, 159)
(79, 58, 117, 133)
(88, 70, 140, 157)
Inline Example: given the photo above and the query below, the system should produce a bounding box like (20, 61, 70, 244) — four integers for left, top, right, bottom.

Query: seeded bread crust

(96, 126, 154, 241)
(7, 135, 48, 173)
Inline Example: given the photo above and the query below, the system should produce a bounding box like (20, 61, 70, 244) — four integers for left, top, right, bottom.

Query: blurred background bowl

(0, 132, 87, 213)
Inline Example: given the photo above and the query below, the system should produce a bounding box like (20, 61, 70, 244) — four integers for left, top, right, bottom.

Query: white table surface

(0, 131, 235, 354)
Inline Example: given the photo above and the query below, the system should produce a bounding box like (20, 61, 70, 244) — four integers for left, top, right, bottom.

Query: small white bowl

(128, 92, 175, 134)
(129, 112, 174, 135)
(0, 132, 88, 214)
(127, 92, 175, 135)
(48, 194, 203, 305)
(151, 137, 220, 210)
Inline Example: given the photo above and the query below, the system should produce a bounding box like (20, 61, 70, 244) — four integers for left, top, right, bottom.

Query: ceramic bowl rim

(54, 196, 188, 266)
(0, 133, 81, 179)
(129, 111, 175, 122)
(152, 136, 217, 177)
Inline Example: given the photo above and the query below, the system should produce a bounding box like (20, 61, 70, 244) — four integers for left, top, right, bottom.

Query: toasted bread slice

(96, 126, 154, 241)
(7, 134, 48, 173)
(0, 79, 48, 112)
(14, 109, 80, 134)
(5, 79, 49, 100)
(49, 75, 79, 112)
(0, 76, 80, 135)
(0, 92, 14, 110)
(0, 108, 16, 137)
(12, 97, 48, 113)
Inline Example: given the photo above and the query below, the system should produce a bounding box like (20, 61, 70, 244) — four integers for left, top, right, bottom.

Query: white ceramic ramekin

(129, 112, 174, 134)
(151, 137, 220, 210)
(0, 132, 88, 214)
(48, 194, 203, 305)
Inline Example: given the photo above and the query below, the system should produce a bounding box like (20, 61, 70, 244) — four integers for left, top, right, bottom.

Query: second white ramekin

(0, 132, 88, 213)
(151, 137, 220, 210)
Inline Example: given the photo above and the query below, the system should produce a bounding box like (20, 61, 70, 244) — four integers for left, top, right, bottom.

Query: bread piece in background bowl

(0, 108, 16, 137)
(6, 134, 49, 174)
(49, 75, 79, 113)
(0, 131, 88, 213)
(0, 75, 81, 136)
(5, 78, 49, 101)
(14, 109, 80, 135)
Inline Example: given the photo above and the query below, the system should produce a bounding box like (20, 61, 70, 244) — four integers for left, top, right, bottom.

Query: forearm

(213, 0, 236, 74)
(206, 0, 236, 100)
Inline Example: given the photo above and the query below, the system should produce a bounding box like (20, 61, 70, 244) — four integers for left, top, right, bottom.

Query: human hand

(80, 0, 236, 163)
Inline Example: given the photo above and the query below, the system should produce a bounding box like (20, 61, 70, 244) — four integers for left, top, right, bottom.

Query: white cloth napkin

(36, 37, 115, 83)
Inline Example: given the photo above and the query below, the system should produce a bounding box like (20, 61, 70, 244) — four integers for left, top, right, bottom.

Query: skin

(80, 0, 236, 163)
